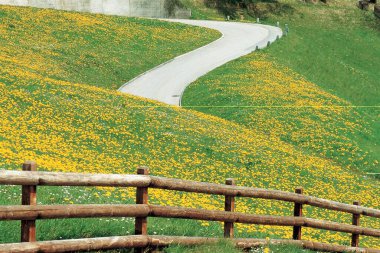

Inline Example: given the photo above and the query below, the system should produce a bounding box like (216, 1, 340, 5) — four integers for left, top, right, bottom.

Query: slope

(181, 0, 380, 176)
(0, 5, 379, 249)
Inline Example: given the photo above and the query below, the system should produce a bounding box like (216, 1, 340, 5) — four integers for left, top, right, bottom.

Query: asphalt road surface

(119, 20, 282, 105)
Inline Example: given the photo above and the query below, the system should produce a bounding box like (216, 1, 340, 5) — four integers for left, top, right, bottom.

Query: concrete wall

(0, 0, 188, 18)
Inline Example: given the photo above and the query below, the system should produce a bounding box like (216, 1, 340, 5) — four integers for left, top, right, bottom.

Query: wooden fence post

(224, 178, 235, 238)
(21, 161, 37, 242)
(351, 201, 360, 247)
(292, 187, 303, 240)
(135, 167, 149, 253)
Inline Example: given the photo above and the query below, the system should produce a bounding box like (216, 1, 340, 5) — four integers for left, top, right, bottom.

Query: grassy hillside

(263, 1, 379, 106)
(0, 5, 219, 90)
(182, 53, 379, 175)
(180, 0, 380, 249)
(262, 1, 380, 171)
(182, 0, 380, 176)
(181, 0, 226, 20)
(167, 240, 316, 253)
(0, 4, 379, 251)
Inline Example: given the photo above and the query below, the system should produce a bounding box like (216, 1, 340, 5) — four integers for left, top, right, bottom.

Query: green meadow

(0, 2, 379, 252)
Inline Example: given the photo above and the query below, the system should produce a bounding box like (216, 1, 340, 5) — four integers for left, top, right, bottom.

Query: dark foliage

(204, 0, 294, 19)
(165, 0, 185, 16)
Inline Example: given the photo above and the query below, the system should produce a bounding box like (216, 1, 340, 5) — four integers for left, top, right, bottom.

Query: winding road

(119, 20, 282, 105)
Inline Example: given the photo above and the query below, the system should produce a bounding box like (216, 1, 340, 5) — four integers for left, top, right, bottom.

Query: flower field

(0, 5, 219, 90)
(182, 54, 379, 175)
(181, 56, 380, 248)
(0, 4, 379, 250)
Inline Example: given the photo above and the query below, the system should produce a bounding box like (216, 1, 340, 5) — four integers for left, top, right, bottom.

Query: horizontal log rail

(1, 235, 379, 253)
(1, 170, 379, 218)
(0, 204, 379, 238)
(0, 163, 379, 253)
(0, 204, 149, 220)
(150, 176, 380, 218)
(0, 170, 151, 187)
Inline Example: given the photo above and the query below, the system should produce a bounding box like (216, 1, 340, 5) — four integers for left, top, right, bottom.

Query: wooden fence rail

(2, 236, 380, 253)
(0, 204, 379, 237)
(2, 235, 380, 253)
(1, 170, 379, 217)
(0, 161, 379, 253)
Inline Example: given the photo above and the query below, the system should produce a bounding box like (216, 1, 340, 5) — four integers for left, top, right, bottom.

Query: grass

(0, 5, 220, 90)
(182, 53, 379, 175)
(181, 0, 226, 20)
(264, 1, 380, 106)
(263, 1, 380, 172)
(182, 0, 380, 176)
(181, 0, 380, 249)
(0, 3, 379, 252)
(166, 240, 317, 252)
(166, 240, 242, 253)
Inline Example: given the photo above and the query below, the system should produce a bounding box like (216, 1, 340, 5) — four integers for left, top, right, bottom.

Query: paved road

(119, 20, 282, 105)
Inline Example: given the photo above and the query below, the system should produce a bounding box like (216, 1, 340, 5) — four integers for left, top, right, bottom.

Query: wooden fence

(0, 161, 379, 253)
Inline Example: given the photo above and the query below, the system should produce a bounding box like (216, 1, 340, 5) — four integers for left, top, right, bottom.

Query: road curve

(119, 20, 282, 105)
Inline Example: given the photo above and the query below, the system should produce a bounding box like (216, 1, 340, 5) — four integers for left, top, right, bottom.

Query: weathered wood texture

(149, 205, 380, 237)
(1, 204, 379, 238)
(21, 162, 37, 243)
(0, 205, 149, 220)
(352, 201, 361, 247)
(1, 235, 379, 253)
(0, 170, 150, 187)
(292, 187, 303, 240)
(149, 176, 380, 217)
(0, 235, 149, 253)
(134, 167, 149, 253)
(135, 167, 149, 235)
(1, 168, 380, 252)
(1, 170, 379, 218)
(224, 178, 235, 238)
